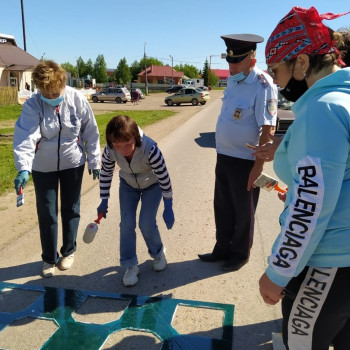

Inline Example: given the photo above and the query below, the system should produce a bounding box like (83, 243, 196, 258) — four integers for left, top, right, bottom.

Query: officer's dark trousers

(213, 154, 259, 262)
(32, 165, 84, 264)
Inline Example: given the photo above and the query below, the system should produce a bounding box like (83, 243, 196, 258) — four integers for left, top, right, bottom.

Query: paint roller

(83, 212, 104, 244)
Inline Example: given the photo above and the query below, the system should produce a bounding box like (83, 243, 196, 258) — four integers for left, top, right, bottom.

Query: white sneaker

(42, 262, 55, 278)
(153, 250, 167, 271)
(59, 254, 74, 270)
(123, 266, 140, 287)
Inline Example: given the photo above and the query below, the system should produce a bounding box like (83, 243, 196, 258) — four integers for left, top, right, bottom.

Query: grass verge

(0, 104, 176, 196)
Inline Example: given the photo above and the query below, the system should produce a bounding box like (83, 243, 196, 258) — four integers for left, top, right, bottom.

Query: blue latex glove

(89, 169, 100, 180)
(163, 198, 175, 229)
(97, 199, 108, 218)
(14, 170, 30, 195)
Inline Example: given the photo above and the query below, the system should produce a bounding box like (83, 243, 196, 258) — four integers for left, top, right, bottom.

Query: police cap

(221, 34, 264, 63)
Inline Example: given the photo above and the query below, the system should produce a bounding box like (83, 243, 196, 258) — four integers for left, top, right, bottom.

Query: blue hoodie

(266, 68, 350, 287)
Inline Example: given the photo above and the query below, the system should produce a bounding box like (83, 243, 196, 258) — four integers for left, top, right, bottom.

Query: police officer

(198, 34, 278, 271)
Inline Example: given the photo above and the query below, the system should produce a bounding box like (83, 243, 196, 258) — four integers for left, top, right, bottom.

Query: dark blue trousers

(32, 165, 84, 264)
(213, 153, 260, 262)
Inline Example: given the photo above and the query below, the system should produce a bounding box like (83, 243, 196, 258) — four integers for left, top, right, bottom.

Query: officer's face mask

(230, 71, 247, 82)
(280, 61, 308, 102)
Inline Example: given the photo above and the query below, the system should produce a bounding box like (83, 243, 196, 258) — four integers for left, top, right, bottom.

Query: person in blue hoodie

(258, 7, 350, 349)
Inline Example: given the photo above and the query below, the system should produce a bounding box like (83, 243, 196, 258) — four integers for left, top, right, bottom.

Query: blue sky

(1, 0, 349, 72)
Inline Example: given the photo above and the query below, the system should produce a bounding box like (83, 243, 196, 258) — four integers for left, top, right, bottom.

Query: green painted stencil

(0, 282, 234, 349)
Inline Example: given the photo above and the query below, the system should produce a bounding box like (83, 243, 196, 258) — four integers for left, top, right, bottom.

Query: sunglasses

(267, 61, 285, 79)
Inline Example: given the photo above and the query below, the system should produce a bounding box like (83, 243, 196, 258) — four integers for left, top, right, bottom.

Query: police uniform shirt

(215, 66, 278, 160)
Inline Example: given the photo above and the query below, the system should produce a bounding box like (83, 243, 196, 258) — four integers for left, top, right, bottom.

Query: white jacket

(13, 86, 100, 172)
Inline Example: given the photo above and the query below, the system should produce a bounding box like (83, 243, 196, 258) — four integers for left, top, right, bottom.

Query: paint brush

(83, 212, 104, 244)
(16, 186, 24, 207)
(254, 173, 287, 194)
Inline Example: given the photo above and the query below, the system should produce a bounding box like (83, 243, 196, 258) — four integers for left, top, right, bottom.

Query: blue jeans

(119, 178, 164, 267)
(32, 165, 84, 264)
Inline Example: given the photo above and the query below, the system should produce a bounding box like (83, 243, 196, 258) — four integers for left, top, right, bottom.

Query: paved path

(0, 94, 284, 349)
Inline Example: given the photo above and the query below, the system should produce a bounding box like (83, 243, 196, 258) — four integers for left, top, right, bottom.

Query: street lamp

(144, 41, 148, 95)
(169, 54, 173, 85)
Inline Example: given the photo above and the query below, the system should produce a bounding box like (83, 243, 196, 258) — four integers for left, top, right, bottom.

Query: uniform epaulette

(258, 74, 270, 88)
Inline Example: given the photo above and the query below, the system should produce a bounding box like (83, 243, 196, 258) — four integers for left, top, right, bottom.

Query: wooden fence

(0, 87, 18, 105)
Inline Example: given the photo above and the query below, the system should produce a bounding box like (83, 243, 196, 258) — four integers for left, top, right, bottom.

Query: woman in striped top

(97, 115, 174, 287)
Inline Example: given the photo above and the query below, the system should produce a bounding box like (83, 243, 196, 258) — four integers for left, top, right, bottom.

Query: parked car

(278, 92, 294, 110)
(275, 93, 295, 135)
(130, 88, 145, 99)
(91, 87, 131, 103)
(164, 87, 210, 106)
(166, 85, 184, 94)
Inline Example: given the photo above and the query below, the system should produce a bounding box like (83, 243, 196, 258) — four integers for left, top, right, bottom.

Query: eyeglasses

(267, 62, 285, 79)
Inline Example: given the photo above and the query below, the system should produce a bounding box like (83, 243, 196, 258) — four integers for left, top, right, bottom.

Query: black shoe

(198, 253, 227, 262)
(222, 259, 248, 272)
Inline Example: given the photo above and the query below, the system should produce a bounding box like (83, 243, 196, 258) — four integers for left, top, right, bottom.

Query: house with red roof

(211, 69, 230, 87)
(138, 65, 184, 85)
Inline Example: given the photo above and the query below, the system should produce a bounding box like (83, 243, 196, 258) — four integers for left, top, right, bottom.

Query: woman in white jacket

(13, 60, 100, 278)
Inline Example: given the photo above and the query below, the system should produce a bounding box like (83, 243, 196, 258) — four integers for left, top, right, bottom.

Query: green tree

(130, 60, 141, 81)
(85, 59, 94, 78)
(140, 57, 163, 70)
(208, 70, 219, 88)
(201, 59, 210, 87)
(61, 62, 77, 77)
(108, 70, 117, 83)
(93, 54, 107, 83)
(115, 57, 132, 85)
(174, 64, 199, 78)
(201, 59, 220, 88)
(76, 56, 87, 78)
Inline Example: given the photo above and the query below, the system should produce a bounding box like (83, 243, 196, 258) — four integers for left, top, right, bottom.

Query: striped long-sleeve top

(99, 133, 172, 199)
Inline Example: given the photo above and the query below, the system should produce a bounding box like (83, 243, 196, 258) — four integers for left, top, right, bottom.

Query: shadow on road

(194, 132, 216, 148)
(0, 258, 230, 296)
(234, 319, 282, 349)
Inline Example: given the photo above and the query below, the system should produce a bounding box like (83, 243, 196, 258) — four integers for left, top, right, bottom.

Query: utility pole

(209, 54, 220, 90)
(169, 54, 173, 85)
(20, 0, 27, 51)
(144, 42, 148, 95)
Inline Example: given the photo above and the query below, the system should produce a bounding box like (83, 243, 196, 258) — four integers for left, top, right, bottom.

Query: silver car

(91, 87, 131, 104)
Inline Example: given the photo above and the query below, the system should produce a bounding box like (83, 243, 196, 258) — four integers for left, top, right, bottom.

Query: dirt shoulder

(0, 90, 223, 251)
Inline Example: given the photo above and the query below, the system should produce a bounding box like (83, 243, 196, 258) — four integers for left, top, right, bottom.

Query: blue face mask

(230, 71, 247, 82)
(40, 94, 64, 106)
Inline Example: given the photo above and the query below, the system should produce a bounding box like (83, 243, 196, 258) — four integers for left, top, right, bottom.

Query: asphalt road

(0, 94, 285, 349)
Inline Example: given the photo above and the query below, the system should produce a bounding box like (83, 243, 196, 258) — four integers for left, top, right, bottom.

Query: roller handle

(94, 212, 104, 225)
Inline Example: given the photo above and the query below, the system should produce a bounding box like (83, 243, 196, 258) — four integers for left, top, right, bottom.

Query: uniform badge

(268, 99, 277, 117)
(233, 108, 242, 120)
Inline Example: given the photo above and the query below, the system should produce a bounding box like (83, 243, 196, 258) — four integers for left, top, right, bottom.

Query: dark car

(275, 91, 295, 135)
(166, 85, 184, 94)
(278, 92, 294, 110)
(276, 108, 295, 135)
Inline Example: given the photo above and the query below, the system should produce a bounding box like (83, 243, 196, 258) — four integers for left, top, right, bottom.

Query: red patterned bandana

(266, 6, 350, 64)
